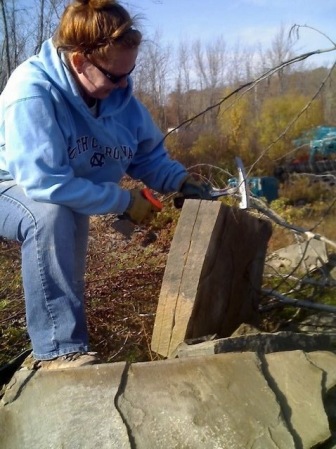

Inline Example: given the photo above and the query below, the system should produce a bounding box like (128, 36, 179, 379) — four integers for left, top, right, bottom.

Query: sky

(123, 0, 336, 67)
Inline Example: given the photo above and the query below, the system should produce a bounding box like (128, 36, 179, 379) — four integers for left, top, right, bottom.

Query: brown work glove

(124, 189, 161, 225)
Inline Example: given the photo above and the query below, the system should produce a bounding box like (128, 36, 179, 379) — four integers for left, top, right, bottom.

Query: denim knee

(0, 184, 76, 243)
(33, 202, 76, 240)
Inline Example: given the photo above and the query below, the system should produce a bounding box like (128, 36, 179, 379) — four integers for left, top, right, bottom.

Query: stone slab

(306, 350, 336, 390)
(265, 350, 331, 449)
(0, 363, 130, 449)
(117, 352, 295, 449)
(2, 350, 336, 449)
(297, 312, 336, 334)
(0, 353, 295, 449)
(265, 239, 328, 273)
(172, 331, 336, 358)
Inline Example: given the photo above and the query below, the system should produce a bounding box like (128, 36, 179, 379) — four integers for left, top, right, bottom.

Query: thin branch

(250, 196, 336, 250)
(263, 273, 336, 288)
(290, 24, 336, 47)
(262, 288, 336, 314)
(108, 335, 129, 360)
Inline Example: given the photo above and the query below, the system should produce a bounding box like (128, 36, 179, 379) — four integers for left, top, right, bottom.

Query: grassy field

(0, 190, 335, 367)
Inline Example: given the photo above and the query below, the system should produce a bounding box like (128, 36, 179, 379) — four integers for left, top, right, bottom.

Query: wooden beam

(151, 200, 272, 358)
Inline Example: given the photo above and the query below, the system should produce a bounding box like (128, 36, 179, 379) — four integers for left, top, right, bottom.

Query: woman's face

(73, 46, 138, 101)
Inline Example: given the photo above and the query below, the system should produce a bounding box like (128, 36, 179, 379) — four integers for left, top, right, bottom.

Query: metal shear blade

(209, 186, 238, 198)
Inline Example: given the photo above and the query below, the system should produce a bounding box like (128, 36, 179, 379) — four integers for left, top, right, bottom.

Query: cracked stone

(117, 352, 295, 449)
(265, 350, 331, 449)
(1, 350, 336, 449)
(0, 363, 131, 449)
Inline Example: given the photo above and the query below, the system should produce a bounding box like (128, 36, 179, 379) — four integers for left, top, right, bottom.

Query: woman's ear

(71, 53, 86, 74)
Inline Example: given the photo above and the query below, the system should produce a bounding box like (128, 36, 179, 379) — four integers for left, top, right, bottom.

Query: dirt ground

(1, 196, 335, 366)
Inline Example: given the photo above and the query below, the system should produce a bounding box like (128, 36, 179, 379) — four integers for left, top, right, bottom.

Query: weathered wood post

(151, 200, 272, 358)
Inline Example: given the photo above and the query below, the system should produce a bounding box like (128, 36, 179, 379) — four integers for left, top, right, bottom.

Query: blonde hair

(53, 0, 142, 58)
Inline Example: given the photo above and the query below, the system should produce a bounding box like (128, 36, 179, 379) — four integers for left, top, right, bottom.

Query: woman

(0, 0, 210, 369)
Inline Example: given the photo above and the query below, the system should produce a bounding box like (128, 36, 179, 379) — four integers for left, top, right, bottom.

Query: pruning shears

(141, 187, 164, 211)
(112, 157, 249, 238)
(174, 157, 250, 210)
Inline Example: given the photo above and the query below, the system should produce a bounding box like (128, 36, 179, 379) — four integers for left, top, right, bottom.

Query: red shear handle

(141, 188, 163, 211)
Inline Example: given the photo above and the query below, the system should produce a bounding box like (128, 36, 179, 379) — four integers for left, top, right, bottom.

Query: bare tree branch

(250, 195, 336, 250)
(262, 288, 336, 313)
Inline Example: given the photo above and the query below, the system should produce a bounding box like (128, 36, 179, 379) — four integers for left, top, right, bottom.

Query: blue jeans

(0, 181, 90, 359)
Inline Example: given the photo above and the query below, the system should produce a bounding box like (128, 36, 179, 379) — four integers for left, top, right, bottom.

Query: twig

(291, 24, 336, 47)
(263, 273, 336, 288)
(262, 288, 336, 313)
(108, 334, 129, 360)
(0, 310, 25, 324)
(250, 196, 336, 250)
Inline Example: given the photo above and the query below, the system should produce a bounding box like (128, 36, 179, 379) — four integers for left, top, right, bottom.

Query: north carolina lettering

(68, 136, 133, 161)
(104, 145, 133, 160)
(76, 136, 89, 154)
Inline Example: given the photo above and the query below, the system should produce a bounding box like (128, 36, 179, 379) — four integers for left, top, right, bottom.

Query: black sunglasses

(89, 60, 136, 84)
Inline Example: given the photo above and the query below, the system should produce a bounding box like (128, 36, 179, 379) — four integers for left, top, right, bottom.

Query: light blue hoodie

(0, 38, 187, 215)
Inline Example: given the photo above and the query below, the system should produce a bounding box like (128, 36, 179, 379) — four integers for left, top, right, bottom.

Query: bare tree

(264, 25, 296, 94)
(33, 0, 68, 54)
(0, 0, 68, 90)
(227, 42, 258, 86)
(0, 0, 29, 88)
(177, 40, 191, 93)
(168, 40, 193, 127)
(133, 32, 171, 129)
(206, 37, 226, 90)
(192, 37, 227, 90)
(191, 37, 227, 130)
(0, 0, 12, 87)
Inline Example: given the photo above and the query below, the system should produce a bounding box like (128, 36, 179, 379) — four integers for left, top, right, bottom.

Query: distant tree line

(134, 28, 336, 177)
